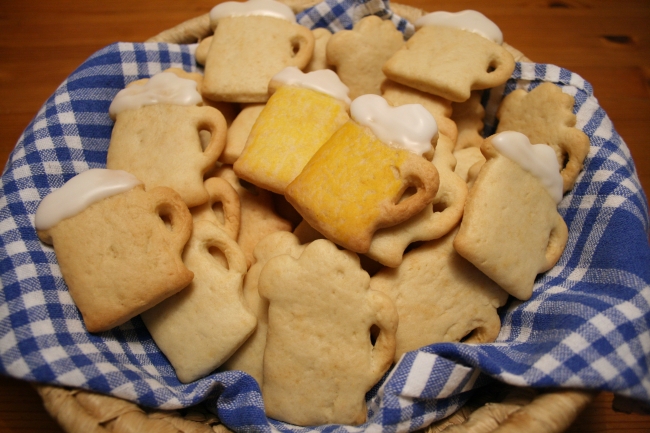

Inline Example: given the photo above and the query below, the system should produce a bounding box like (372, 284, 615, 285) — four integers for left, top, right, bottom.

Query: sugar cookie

(36, 169, 193, 332)
(141, 220, 254, 383)
(259, 239, 398, 426)
(453, 132, 568, 300)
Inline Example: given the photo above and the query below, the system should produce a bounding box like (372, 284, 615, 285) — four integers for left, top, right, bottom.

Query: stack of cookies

(34, 0, 590, 427)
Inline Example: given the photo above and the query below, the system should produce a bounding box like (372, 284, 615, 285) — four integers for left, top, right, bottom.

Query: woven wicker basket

(32, 2, 596, 432)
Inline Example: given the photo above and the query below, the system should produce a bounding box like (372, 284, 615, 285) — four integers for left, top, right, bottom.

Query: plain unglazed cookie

(305, 27, 333, 72)
(452, 90, 486, 150)
(221, 231, 307, 386)
(141, 220, 255, 383)
(496, 82, 590, 192)
(453, 146, 486, 187)
(259, 239, 398, 426)
(214, 165, 292, 267)
(221, 103, 265, 165)
(365, 134, 467, 267)
(370, 227, 509, 362)
(453, 132, 569, 300)
(35, 170, 193, 333)
(190, 176, 241, 241)
(326, 15, 405, 99)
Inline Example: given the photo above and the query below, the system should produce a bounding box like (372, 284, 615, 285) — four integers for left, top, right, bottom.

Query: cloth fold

(1, 1, 649, 432)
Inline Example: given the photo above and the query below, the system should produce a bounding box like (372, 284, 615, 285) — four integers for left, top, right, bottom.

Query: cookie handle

(479, 47, 516, 89)
(195, 220, 248, 276)
(286, 25, 315, 69)
(367, 289, 398, 380)
(382, 156, 440, 226)
(542, 213, 569, 272)
(202, 177, 241, 240)
(150, 187, 193, 251)
(197, 106, 228, 164)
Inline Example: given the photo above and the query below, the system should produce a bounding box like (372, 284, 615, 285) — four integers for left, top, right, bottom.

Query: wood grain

(1, 1, 649, 432)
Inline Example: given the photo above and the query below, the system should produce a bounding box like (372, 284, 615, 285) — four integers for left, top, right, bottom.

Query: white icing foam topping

(350, 94, 438, 156)
(109, 72, 203, 120)
(35, 169, 142, 231)
(492, 131, 564, 204)
(271, 67, 351, 105)
(414, 10, 504, 45)
(210, 0, 296, 24)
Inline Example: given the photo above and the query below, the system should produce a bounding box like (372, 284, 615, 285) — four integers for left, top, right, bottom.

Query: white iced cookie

(209, 0, 297, 25)
(414, 10, 504, 45)
(109, 72, 202, 120)
(351, 93, 438, 156)
(383, 10, 515, 102)
(454, 132, 568, 301)
(36, 169, 193, 333)
(201, 0, 314, 103)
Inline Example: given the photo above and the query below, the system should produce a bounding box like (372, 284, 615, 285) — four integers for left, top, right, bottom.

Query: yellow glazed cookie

(366, 134, 467, 267)
(234, 68, 350, 194)
(286, 115, 439, 253)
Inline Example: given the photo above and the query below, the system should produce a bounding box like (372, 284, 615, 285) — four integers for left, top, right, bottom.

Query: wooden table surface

(1, 1, 649, 432)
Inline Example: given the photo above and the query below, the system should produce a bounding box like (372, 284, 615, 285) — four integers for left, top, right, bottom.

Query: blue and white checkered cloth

(1, 1, 649, 432)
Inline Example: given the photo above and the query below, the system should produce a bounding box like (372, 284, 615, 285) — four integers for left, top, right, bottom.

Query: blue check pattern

(1, 1, 649, 432)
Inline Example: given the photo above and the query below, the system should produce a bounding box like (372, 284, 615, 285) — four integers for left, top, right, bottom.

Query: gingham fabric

(1, 1, 649, 432)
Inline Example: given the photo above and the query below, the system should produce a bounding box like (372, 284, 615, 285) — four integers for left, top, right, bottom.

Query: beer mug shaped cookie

(371, 227, 509, 363)
(234, 67, 351, 194)
(141, 220, 255, 383)
(107, 71, 227, 208)
(200, 0, 315, 103)
(454, 131, 569, 301)
(285, 94, 440, 253)
(366, 134, 468, 267)
(222, 231, 308, 387)
(35, 169, 193, 333)
(383, 10, 515, 102)
(259, 239, 398, 426)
